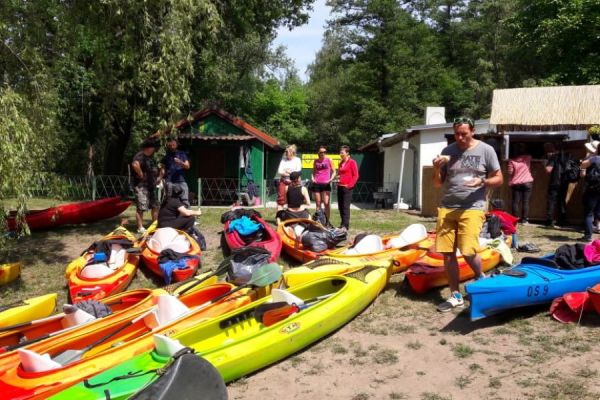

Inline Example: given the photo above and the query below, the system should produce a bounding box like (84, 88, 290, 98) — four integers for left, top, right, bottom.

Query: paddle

(52, 309, 154, 365)
(0, 299, 27, 313)
(196, 262, 282, 308)
(255, 293, 334, 327)
(174, 257, 232, 297)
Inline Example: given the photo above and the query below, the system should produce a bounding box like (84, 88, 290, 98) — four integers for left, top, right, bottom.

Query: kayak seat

(61, 304, 97, 329)
(107, 244, 126, 269)
(148, 228, 191, 254)
(80, 262, 115, 279)
(18, 349, 63, 373)
(345, 234, 384, 255)
(385, 224, 428, 249)
(521, 256, 560, 269)
(145, 295, 190, 329)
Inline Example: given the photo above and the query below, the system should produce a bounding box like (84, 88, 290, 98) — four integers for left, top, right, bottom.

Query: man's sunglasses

(453, 117, 474, 128)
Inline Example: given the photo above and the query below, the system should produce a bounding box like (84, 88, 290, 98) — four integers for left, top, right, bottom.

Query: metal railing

(22, 174, 132, 201)
(197, 178, 403, 206)
(18, 175, 406, 208)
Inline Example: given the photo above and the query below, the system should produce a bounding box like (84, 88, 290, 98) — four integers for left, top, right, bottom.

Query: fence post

(262, 179, 266, 208)
(197, 178, 202, 207)
(92, 176, 97, 201)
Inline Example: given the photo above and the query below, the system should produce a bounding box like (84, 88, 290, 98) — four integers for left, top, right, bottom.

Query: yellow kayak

(0, 293, 57, 328)
(0, 262, 21, 285)
(52, 266, 389, 399)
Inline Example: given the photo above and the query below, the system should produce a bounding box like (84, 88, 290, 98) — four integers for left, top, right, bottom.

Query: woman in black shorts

(311, 146, 336, 220)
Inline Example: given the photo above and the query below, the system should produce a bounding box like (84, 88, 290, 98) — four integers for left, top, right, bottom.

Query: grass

(451, 343, 475, 358)
(3, 200, 600, 400)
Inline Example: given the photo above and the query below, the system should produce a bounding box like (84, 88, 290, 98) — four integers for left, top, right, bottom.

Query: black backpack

(561, 154, 580, 183)
(585, 163, 600, 192)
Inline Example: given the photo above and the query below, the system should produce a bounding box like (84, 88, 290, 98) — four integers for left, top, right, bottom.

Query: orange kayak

(65, 227, 139, 303)
(0, 283, 254, 400)
(404, 235, 510, 294)
(279, 219, 431, 270)
(278, 219, 330, 263)
(0, 289, 154, 352)
(141, 227, 201, 283)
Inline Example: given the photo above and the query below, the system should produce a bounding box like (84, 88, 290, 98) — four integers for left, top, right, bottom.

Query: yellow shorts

(435, 207, 485, 256)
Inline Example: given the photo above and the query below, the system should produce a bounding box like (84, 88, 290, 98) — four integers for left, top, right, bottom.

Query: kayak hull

(0, 294, 57, 328)
(0, 263, 21, 286)
(51, 267, 388, 399)
(405, 247, 502, 294)
(0, 283, 254, 400)
(66, 227, 139, 303)
(6, 197, 131, 231)
(224, 214, 281, 262)
(466, 256, 600, 320)
(588, 283, 600, 315)
(277, 219, 329, 263)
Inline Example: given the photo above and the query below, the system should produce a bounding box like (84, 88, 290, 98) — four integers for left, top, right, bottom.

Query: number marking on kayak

(526, 285, 549, 297)
(280, 322, 300, 334)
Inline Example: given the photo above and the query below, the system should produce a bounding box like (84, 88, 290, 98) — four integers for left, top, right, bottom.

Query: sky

(273, 0, 331, 81)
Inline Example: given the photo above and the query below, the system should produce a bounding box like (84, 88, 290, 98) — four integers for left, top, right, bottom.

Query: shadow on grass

(387, 278, 446, 305)
(542, 234, 580, 243)
(440, 304, 549, 335)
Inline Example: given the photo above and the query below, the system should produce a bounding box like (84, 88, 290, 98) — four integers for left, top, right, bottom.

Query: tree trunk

(103, 132, 131, 175)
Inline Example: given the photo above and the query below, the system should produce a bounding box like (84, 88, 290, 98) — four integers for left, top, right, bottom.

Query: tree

(307, 0, 459, 146)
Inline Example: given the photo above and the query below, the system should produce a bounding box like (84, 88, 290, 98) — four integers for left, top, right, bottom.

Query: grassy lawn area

(1, 200, 599, 399)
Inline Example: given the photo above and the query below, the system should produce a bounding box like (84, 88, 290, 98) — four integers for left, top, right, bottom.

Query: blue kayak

(466, 256, 600, 320)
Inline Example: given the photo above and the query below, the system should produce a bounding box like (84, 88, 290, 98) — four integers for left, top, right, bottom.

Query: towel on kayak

(159, 258, 192, 285)
(229, 215, 262, 236)
(482, 237, 513, 265)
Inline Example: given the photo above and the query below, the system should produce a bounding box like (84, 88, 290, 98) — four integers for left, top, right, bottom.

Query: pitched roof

(490, 85, 600, 126)
(153, 107, 281, 149)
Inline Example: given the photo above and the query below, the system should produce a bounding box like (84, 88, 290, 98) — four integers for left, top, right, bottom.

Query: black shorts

(310, 182, 331, 193)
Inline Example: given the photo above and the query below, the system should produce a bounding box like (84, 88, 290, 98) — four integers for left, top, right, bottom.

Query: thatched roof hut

(491, 85, 600, 132)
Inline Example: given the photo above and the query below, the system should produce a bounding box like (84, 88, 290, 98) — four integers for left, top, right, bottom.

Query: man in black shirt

(544, 142, 569, 227)
(131, 139, 160, 233)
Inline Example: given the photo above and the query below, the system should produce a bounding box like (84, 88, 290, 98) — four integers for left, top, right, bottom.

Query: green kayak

(51, 267, 388, 399)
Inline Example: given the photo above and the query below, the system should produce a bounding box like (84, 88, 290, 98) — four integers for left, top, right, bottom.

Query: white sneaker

(437, 293, 465, 312)
(137, 227, 146, 234)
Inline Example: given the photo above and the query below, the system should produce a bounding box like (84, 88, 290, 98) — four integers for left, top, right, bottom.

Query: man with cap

(132, 139, 160, 233)
(160, 137, 191, 207)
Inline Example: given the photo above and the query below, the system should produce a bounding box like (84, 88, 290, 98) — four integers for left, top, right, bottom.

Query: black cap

(290, 171, 301, 181)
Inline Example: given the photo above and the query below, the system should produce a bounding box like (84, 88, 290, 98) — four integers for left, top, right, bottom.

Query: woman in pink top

(311, 146, 336, 219)
(507, 143, 534, 223)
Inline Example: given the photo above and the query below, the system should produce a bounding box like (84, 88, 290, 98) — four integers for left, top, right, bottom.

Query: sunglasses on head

(453, 116, 474, 128)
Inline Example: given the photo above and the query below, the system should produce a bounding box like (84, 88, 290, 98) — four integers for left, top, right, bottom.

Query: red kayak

(222, 209, 281, 262)
(6, 197, 131, 231)
(588, 283, 600, 315)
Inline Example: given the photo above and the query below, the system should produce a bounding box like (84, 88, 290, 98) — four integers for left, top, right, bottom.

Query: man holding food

(432, 117, 503, 312)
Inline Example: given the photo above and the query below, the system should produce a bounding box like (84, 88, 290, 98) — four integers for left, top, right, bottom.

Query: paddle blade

(249, 263, 282, 288)
(253, 302, 289, 323)
(262, 304, 299, 327)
